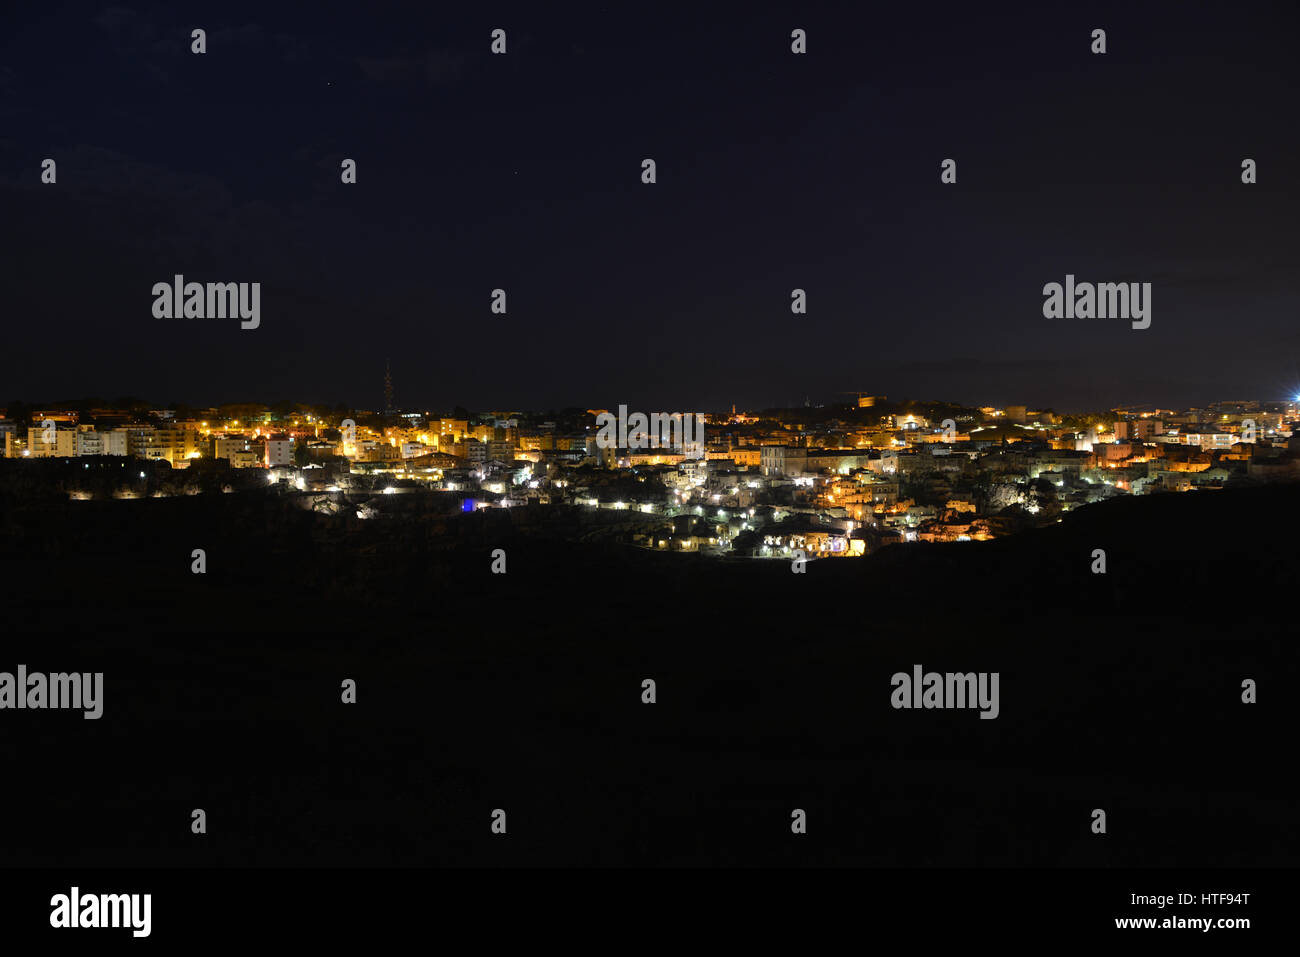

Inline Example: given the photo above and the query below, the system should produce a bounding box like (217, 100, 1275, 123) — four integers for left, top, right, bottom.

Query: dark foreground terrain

(1, 484, 1295, 866)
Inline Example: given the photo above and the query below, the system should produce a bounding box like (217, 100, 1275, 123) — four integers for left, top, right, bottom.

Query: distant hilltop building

(857, 395, 886, 408)
(726, 405, 759, 424)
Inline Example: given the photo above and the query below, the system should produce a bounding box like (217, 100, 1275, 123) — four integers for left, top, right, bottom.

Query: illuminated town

(4, 391, 1298, 559)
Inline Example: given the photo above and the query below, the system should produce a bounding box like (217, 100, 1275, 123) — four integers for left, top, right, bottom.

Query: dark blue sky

(2, 1, 1298, 412)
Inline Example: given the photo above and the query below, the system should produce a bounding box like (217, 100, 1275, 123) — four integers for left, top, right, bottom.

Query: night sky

(2, 1, 1298, 412)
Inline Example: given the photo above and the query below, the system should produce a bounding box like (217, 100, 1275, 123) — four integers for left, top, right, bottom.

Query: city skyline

(6, 389, 1292, 556)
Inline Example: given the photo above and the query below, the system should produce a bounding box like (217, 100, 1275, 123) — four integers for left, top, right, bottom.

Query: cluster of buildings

(3, 397, 1297, 559)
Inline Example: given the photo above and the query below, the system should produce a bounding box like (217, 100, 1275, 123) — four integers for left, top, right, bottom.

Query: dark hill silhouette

(1, 482, 1293, 866)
